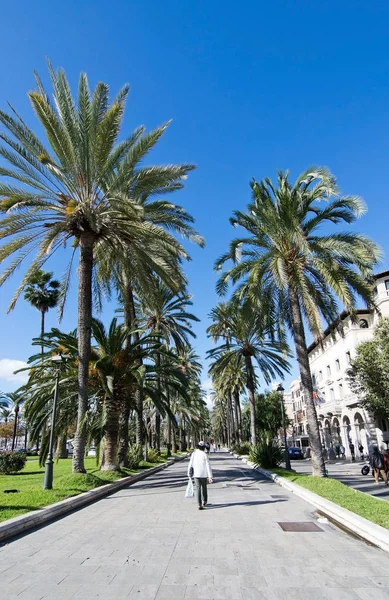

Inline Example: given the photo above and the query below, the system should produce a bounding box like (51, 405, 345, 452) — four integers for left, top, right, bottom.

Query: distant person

(205, 442, 210, 454)
(218, 444, 220, 451)
(188, 441, 213, 510)
(213, 443, 217, 453)
(358, 443, 364, 460)
(335, 444, 340, 458)
(339, 445, 345, 459)
(384, 450, 389, 475)
(349, 442, 355, 462)
(371, 447, 388, 485)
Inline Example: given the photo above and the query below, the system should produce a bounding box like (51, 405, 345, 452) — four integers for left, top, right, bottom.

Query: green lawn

(271, 467, 389, 530)
(0, 452, 182, 523)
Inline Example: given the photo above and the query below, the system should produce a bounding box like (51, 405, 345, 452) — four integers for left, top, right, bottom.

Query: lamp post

(43, 353, 66, 490)
(277, 383, 291, 470)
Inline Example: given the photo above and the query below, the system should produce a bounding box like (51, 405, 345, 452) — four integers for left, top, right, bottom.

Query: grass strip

(271, 467, 389, 530)
(0, 452, 184, 523)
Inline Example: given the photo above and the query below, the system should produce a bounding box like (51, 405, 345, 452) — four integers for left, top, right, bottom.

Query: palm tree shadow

(204, 499, 288, 509)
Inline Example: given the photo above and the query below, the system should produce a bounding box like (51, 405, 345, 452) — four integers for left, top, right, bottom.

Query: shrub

(147, 448, 160, 463)
(249, 440, 283, 469)
(127, 445, 143, 469)
(0, 451, 27, 475)
(231, 442, 252, 456)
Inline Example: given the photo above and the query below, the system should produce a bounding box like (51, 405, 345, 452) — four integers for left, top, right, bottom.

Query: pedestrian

(205, 442, 210, 454)
(218, 444, 220, 451)
(335, 444, 340, 458)
(188, 441, 213, 510)
(384, 450, 389, 475)
(339, 444, 345, 459)
(358, 443, 364, 460)
(213, 442, 217, 452)
(349, 442, 355, 461)
(371, 446, 388, 485)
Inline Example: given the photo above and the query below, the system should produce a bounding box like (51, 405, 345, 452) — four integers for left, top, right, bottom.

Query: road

(1, 451, 389, 599)
(291, 458, 389, 501)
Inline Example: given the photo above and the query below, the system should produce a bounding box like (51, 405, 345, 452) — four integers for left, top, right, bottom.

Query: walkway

(1, 451, 389, 599)
(291, 459, 389, 501)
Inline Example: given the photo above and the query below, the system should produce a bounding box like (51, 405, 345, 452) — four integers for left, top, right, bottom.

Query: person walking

(358, 443, 364, 460)
(371, 447, 388, 485)
(339, 444, 345, 459)
(188, 441, 213, 510)
(349, 442, 355, 462)
(384, 450, 389, 476)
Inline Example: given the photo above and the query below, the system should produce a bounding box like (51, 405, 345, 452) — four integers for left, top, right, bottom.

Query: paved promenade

(1, 451, 389, 599)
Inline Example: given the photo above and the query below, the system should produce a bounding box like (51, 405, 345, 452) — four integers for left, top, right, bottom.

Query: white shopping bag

(185, 478, 194, 498)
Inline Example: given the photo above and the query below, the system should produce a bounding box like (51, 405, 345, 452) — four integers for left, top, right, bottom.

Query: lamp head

(51, 352, 67, 366)
(277, 383, 285, 393)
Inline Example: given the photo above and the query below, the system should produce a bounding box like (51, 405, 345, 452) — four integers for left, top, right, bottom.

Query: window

(374, 287, 378, 296)
(330, 388, 335, 402)
(359, 319, 369, 329)
(318, 370, 323, 381)
(385, 280, 389, 291)
(338, 384, 343, 398)
(335, 359, 340, 371)
(312, 374, 316, 386)
(346, 351, 351, 364)
(327, 365, 331, 377)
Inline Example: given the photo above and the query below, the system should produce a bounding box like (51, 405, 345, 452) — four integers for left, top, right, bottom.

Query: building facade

(285, 270, 389, 457)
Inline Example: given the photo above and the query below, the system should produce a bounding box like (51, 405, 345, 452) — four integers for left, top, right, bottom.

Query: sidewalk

(1, 451, 389, 599)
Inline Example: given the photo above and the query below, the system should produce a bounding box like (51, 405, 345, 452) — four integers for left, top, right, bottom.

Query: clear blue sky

(1, 1, 389, 393)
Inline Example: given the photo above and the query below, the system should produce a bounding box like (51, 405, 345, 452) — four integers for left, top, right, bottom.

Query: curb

(227, 449, 389, 554)
(0, 454, 189, 544)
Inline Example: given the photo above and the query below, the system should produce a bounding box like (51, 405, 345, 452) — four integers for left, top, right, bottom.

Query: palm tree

(139, 282, 199, 451)
(0, 64, 202, 472)
(207, 303, 291, 445)
(216, 167, 381, 475)
(0, 392, 23, 450)
(24, 270, 60, 357)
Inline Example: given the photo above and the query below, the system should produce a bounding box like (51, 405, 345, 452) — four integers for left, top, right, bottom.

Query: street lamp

(277, 383, 291, 470)
(43, 352, 67, 490)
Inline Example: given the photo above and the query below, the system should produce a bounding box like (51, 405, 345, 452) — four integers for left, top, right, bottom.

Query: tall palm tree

(216, 167, 381, 475)
(207, 303, 291, 445)
(0, 64, 202, 472)
(139, 282, 199, 451)
(24, 270, 60, 357)
(0, 392, 23, 450)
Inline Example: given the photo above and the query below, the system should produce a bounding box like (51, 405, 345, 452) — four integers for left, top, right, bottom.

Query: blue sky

(1, 1, 389, 394)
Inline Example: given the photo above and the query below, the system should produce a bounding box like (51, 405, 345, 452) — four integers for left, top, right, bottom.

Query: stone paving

(1, 451, 389, 599)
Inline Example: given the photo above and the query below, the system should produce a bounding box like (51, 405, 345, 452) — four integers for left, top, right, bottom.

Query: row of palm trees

(207, 170, 380, 476)
(0, 65, 381, 477)
(0, 64, 206, 472)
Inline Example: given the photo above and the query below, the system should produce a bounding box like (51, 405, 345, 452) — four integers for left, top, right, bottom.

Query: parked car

(288, 446, 304, 460)
(87, 446, 96, 457)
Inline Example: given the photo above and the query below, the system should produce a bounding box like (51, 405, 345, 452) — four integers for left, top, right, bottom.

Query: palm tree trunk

(124, 284, 144, 447)
(233, 388, 241, 443)
(155, 352, 161, 453)
(244, 355, 256, 445)
(73, 233, 94, 473)
(118, 397, 131, 467)
(102, 397, 121, 471)
(11, 406, 19, 451)
(40, 310, 45, 360)
(289, 287, 326, 477)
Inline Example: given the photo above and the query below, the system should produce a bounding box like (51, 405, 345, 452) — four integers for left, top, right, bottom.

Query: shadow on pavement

(203, 499, 288, 509)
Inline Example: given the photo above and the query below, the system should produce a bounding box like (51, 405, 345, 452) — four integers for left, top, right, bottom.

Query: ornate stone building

(285, 270, 389, 457)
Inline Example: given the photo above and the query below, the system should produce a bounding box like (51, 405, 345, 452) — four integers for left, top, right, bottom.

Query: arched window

(359, 319, 369, 329)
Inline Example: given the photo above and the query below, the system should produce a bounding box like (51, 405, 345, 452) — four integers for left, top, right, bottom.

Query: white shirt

(188, 449, 213, 479)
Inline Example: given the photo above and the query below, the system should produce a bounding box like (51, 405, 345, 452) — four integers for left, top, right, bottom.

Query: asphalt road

(291, 458, 389, 501)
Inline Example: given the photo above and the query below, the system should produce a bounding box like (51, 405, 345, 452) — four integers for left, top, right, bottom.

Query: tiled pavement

(1, 451, 389, 599)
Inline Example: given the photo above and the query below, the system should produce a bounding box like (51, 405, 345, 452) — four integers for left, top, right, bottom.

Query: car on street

(288, 446, 304, 459)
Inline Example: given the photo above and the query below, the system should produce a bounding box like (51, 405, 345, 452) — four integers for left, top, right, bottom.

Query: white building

(286, 270, 389, 457)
